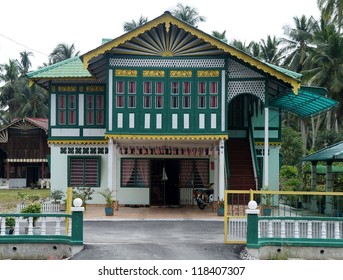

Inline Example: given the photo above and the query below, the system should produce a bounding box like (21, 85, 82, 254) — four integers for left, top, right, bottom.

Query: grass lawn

(0, 188, 50, 213)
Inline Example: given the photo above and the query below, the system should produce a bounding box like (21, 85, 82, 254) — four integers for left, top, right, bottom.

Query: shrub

(50, 190, 65, 203)
(280, 165, 299, 179)
(20, 203, 41, 226)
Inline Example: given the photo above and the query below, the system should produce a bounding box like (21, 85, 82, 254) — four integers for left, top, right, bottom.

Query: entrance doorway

(150, 159, 180, 206)
(27, 166, 39, 187)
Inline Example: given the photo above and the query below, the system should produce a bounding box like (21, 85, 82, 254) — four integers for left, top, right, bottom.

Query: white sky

(0, 0, 320, 71)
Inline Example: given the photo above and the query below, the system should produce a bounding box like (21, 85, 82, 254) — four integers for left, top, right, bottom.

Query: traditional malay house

(27, 11, 337, 206)
(0, 117, 50, 188)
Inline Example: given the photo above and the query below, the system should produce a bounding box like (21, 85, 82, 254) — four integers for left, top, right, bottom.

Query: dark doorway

(150, 159, 180, 206)
(27, 166, 39, 188)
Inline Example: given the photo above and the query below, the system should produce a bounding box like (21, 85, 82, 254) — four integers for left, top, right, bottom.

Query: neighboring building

(27, 12, 337, 206)
(0, 118, 50, 188)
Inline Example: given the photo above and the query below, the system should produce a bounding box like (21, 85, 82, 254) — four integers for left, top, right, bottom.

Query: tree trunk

(326, 111, 332, 131)
(300, 119, 307, 154)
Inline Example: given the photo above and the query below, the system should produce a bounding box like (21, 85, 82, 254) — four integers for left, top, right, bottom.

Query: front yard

(0, 189, 50, 213)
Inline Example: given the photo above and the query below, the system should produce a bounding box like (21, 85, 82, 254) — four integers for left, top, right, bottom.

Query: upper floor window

(171, 82, 180, 109)
(86, 94, 104, 125)
(143, 82, 152, 109)
(58, 94, 77, 125)
(116, 81, 124, 108)
(128, 81, 136, 108)
(155, 82, 164, 109)
(210, 81, 218, 108)
(198, 82, 206, 109)
(182, 81, 191, 109)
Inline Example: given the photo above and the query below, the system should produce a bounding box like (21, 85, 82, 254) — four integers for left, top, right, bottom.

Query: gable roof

(2, 117, 48, 132)
(0, 118, 48, 143)
(81, 11, 301, 93)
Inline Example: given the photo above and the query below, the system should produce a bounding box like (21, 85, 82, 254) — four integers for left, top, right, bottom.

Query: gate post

(246, 200, 260, 248)
(71, 198, 84, 245)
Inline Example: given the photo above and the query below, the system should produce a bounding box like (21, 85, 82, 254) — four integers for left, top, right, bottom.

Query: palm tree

(303, 18, 343, 130)
(16, 50, 34, 76)
(211, 30, 228, 43)
(14, 82, 48, 118)
(230, 40, 261, 58)
(318, 0, 343, 31)
(280, 15, 318, 73)
(172, 3, 206, 27)
(259, 35, 283, 65)
(0, 59, 20, 118)
(49, 43, 80, 65)
(123, 15, 148, 32)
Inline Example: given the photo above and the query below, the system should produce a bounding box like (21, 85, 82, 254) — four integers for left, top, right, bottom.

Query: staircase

(227, 138, 256, 191)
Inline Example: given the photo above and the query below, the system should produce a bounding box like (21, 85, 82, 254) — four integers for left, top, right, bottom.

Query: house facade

(27, 12, 337, 206)
(0, 118, 50, 188)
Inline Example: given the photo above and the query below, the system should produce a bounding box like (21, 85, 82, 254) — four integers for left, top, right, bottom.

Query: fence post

(71, 198, 84, 245)
(246, 200, 260, 248)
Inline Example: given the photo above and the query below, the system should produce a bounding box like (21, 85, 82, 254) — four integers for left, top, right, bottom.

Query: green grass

(0, 189, 50, 213)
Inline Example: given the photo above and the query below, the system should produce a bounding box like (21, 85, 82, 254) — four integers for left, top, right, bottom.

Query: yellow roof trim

(48, 139, 108, 145)
(82, 12, 301, 92)
(105, 134, 229, 141)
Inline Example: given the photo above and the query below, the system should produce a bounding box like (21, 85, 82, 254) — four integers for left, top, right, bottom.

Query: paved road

(71, 220, 244, 260)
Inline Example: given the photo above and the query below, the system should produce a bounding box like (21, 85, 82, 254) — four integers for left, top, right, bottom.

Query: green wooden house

(27, 11, 337, 206)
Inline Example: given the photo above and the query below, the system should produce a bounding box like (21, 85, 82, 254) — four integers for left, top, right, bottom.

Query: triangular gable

(0, 118, 48, 143)
(81, 11, 301, 93)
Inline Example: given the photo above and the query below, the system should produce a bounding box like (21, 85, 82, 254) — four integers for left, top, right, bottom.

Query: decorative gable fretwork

(227, 58, 264, 79)
(0, 129, 8, 143)
(109, 58, 225, 68)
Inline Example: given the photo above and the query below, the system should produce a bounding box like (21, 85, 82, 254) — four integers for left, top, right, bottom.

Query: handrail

(224, 142, 230, 189)
(247, 115, 260, 190)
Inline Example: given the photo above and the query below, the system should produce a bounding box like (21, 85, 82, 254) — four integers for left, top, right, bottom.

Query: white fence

(17, 203, 61, 213)
(259, 218, 343, 239)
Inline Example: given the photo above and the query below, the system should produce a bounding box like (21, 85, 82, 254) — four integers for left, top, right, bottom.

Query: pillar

(310, 162, 317, 211)
(326, 162, 333, 215)
(71, 198, 84, 245)
(246, 200, 260, 248)
(263, 107, 269, 188)
(218, 139, 225, 200)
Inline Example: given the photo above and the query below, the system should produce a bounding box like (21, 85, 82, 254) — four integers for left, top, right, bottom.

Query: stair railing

(248, 115, 260, 190)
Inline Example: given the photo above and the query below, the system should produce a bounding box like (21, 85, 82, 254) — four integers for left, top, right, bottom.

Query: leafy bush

(5, 217, 15, 228)
(280, 165, 299, 179)
(282, 178, 302, 190)
(73, 187, 94, 209)
(21, 203, 41, 225)
(50, 190, 65, 203)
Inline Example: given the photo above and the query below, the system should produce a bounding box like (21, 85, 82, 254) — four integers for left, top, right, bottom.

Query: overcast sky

(0, 0, 320, 71)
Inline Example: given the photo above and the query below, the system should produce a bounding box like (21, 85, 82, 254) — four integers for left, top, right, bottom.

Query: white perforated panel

(227, 58, 264, 79)
(109, 58, 225, 68)
(228, 80, 265, 102)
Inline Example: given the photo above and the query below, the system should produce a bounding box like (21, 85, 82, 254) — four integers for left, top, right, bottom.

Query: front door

(150, 159, 180, 206)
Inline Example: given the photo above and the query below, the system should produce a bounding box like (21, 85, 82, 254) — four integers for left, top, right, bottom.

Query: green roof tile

(27, 56, 92, 79)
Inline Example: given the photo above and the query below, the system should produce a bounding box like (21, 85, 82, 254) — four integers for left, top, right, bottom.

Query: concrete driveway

(70, 220, 244, 260)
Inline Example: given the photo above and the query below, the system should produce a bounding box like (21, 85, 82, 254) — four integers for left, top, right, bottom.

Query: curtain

(121, 159, 135, 186)
(137, 159, 150, 186)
